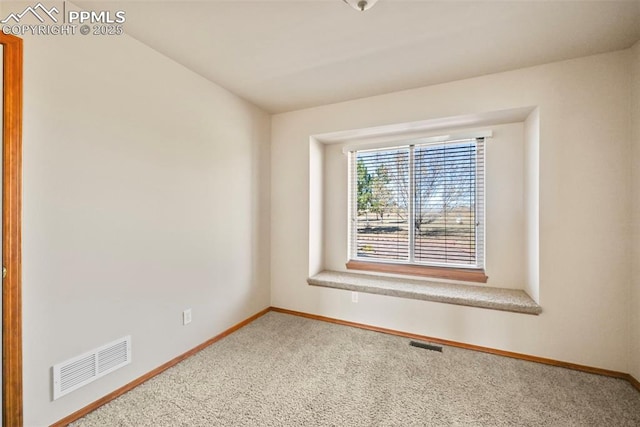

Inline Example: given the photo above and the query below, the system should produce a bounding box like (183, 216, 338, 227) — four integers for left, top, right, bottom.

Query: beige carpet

(71, 312, 640, 426)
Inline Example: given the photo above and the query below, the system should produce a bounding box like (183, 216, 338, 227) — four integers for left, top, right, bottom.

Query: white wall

(524, 109, 540, 302)
(321, 123, 526, 290)
(631, 40, 640, 381)
(271, 50, 632, 373)
(22, 33, 271, 425)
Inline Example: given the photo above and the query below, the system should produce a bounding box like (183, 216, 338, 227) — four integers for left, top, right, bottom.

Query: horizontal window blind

(350, 148, 410, 261)
(350, 138, 485, 269)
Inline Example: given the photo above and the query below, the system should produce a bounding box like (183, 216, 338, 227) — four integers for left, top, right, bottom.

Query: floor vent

(409, 340, 443, 352)
(53, 335, 131, 400)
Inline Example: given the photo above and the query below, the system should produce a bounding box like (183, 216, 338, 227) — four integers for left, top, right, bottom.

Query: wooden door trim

(0, 33, 23, 427)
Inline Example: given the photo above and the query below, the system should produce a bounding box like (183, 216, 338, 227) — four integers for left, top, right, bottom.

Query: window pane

(414, 142, 477, 265)
(355, 148, 409, 261)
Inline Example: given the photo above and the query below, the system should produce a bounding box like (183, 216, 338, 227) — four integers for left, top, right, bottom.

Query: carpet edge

(50, 307, 271, 427)
(628, 374, 640, 392)
(52, 306, 640, 426)
(269, 307, 635, 383)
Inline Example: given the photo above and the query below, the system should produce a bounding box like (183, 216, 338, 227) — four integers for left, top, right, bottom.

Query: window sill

(307, 270, 542, 315)
(346, 260, 488, 283)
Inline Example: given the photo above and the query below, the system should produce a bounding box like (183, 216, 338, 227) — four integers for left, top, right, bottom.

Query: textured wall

(631, 40, 640, 381)
(271, 50, 632, 373)
(21, 33, 271, 425)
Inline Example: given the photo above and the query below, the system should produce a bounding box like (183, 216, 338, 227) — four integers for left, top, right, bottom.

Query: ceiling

(76, 0, 640, 113)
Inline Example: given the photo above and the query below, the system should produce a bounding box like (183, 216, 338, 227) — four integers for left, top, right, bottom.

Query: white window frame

(347, 132, 488, 275)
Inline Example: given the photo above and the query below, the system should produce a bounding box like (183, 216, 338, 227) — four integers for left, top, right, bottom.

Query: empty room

(1, 0, 640, 425)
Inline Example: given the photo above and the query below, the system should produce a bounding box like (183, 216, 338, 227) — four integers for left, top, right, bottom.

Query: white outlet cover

(183, 309, 192, 325)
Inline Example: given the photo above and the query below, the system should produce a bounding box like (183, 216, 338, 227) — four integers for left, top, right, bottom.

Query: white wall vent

(52, 335, 131, 400)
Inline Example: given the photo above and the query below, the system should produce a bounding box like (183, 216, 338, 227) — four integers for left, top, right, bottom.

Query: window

(347, 137, 486, 282)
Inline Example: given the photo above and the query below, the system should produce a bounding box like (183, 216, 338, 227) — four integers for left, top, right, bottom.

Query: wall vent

(52, 335, 131, 400)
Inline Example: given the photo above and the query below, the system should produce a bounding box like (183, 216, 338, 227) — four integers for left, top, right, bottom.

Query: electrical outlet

(183, 309, 192, 325)
(351, 291, 358, 303)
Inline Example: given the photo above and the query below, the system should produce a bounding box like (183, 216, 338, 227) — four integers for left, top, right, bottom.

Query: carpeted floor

(71, 312, 640, 426)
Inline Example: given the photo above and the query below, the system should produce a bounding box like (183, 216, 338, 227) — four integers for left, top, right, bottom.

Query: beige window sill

(307, 270, 541, 315)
